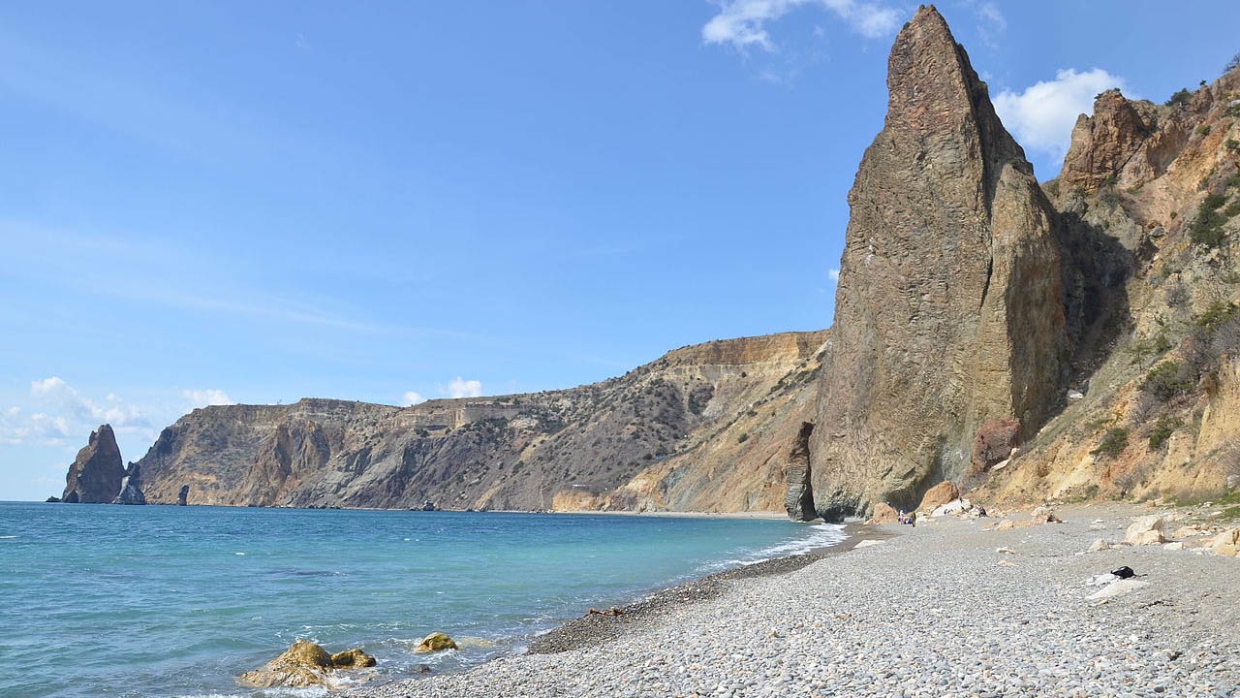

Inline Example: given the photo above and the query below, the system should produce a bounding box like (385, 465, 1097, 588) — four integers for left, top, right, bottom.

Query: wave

(691, 523, 847, 575)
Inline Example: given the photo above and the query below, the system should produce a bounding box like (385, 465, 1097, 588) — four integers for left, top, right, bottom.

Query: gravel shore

(345, 503, 1240, 698)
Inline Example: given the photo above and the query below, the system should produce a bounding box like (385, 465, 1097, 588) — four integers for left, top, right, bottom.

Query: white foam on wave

(750, 522, 847, 560)
(692, 523, 847, 575)
(0, 535, 17, 539)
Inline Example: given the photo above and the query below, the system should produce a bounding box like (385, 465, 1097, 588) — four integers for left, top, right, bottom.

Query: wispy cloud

(828, 267, 840, 282)
(993, 68, 1127, 162)
(402, 391, 426, 406)
(703, 0, 902, 51)
(0, 222, 489, 342)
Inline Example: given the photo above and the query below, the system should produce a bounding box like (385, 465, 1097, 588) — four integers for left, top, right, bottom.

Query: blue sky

(3, 1, 1239, 500)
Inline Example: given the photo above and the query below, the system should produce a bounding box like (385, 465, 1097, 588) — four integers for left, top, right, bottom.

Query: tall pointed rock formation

(62, 424, 126, 503)
(811, 6, 1065, 516)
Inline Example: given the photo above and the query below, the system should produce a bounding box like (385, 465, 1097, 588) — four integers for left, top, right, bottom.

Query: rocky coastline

(343, 502, 1240, 698)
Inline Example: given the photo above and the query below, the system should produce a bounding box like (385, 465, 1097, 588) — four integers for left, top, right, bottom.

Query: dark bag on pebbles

(1110, 566, 1135, 579)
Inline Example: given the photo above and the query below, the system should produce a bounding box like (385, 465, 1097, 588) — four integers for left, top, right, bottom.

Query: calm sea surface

(0, 502, 844, 697)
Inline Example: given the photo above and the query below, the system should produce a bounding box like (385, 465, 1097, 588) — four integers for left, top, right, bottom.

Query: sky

(3, 1, 1239, 501)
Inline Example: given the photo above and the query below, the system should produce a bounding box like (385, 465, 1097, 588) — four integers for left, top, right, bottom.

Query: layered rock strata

(811, 5, 1066, 516)
(134, 332, 830, 512)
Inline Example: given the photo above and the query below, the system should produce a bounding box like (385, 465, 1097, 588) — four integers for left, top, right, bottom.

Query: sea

(0, 501, 845, 698)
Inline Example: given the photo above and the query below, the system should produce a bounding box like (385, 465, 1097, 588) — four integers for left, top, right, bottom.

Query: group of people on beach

(896, 509, 916, 526)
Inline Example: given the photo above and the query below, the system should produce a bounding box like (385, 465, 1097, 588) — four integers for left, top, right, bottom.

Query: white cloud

(446, 377, 484, 399)
(183, 389, 234, 408)
(993, 68, 1127, 161)
(0, 376, 154, 447)
(828, 268, 840, 282)
(703, 0, 901, 51)
(402, 391, 426, 406)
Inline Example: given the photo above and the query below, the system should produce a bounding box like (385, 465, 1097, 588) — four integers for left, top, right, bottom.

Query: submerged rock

(238, 639, 375, 689)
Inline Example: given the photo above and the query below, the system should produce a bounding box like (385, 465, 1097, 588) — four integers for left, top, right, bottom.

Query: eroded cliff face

(979, 64, 1240, 507)
(810, 6, 1065, 516)
(62, 425, 126, 504)
(137, 331, 829, 512)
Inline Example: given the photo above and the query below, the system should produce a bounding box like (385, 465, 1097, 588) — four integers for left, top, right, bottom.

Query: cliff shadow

(1055, 209, 1135, 395)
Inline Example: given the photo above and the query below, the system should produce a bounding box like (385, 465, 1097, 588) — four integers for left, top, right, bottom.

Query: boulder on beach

(917, 481, 960, 513)
(1030, 506, 1061, 524)
(868, 502, 899, 524)
(1125, 515, 1166, 546)
(1212, 529, 1240, 557)
(414, 632, 458, 653)
(238, 640, 375, 689)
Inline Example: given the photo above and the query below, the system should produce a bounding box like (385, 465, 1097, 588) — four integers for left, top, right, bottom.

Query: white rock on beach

(1087, 578, 1148, 601)
(1125, 515, 1165, 545)
(854, 539, 885, 549)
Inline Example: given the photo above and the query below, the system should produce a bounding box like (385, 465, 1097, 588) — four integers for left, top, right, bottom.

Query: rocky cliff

(63, 9, 1240, 517)
(135, 331, 829, 512)
(977, 61, 1240, 507)
(61, 425, 126, 503)
(810, 6, 1065, 516)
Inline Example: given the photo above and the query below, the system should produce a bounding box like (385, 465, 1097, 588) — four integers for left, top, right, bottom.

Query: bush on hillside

(1147, 416, 1183, 450)
(1093, 428, 1129, 458)
(1166, 88, 1192, 107)
(1141, 361, 1194, 402)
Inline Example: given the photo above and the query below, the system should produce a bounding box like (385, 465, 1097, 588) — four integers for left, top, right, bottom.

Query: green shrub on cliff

(1166, 88, 1192, 107)
(1141, 361, 1194, 402)
(1190, 194, 1229, 248)
(1093, 428, 1129, 458)
(1147, 417, 1183, 450)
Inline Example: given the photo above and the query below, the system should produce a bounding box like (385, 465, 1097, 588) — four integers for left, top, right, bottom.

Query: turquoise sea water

(0, 502, 844, 698)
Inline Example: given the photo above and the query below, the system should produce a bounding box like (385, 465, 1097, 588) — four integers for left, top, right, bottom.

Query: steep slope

(980, 64, 1240, 505)
(136, 331, 829, 512)
(61, 425, 126, 503)
(810, 6, 1066, 517)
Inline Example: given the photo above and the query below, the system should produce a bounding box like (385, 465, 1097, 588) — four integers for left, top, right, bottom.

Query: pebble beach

(345, 503, 1240, 698)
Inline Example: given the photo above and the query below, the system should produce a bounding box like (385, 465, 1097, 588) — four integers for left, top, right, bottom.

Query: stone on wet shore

(239, 639, 375, 689)
(414, 632, 458, 653)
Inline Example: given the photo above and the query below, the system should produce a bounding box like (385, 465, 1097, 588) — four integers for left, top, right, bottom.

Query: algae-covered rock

(414, 632, 459, 653)
(239, 639, 375, 689)
(330, 648, 377, 668)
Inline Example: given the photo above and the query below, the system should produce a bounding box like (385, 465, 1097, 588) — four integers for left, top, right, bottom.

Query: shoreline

(525, 521, 889, 655)
(345, 502, 1240, 697)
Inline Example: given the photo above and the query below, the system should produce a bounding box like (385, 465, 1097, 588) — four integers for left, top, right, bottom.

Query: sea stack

(62, 424, 127, 503)
(112, 463, 148, 505)
(811, 6, 1065, 516)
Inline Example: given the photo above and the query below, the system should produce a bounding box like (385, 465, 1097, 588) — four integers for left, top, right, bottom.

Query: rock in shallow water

(239, 640, 375, 689)
(414, 632, 458, 653)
